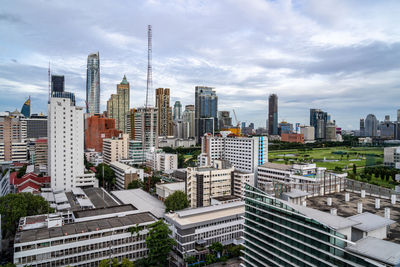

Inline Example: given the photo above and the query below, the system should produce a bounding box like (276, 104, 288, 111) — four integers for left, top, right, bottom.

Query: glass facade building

(195, 86, 218, 143)
(242, 184, 381, 267)
(51, 75, 65, 93)
(86, 52, 100, 114)
(20, 97, 30, 118)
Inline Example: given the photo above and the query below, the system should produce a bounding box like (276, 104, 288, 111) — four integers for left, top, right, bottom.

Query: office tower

(268, 94, 278, 135)
(102, 134, 129, 164)
(51, 75, 65, 93)
(85, 114, 122, 152)
(182, 105, 195, 139)
(173, 120, 184, 138)
(34, 138, 48, 171)
(25, 113, 47, 139)
(155, 88, 173, 136)
(195, 86, 218, 143)
(300, 125, 315, 142)
(86, 52, 100, 114)
(0, 111, 27, 162)
(310, 108, 328, 140)
(173, 101, 182, 121)
(397, 110, 400, 122)
(380, 120, 395, 139)
(325, 121, 337, 141)
(107, 75, 130, 133)
(131, 107, 158, 149)
(365, 114, 378, 137)
(278, 121, 292, 134)
(186, 160, 235, 208)
(241, 122, 246, 129)
(360, 118, 365, 136)
(48, 92, 96, 191)
(218, 111, 232, 129)
(200, 135, 268, 173)
(20, 97, 30, 118)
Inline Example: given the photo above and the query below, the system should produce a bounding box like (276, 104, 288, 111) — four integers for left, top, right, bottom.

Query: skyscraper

(310, 108, 328, 140)
(182, 105, 195, 139)
(155, 88, 173, 136)
(268, 94, 278, 135)
(195, 86, 218, 143)
(51, 75, 65, 93)
(48, 91, 96, 191)
(365, 114, 378, 137)
(218, 111, 232, 129)
(86, 52, 100, 114)
(131, 107, 159, 149)
(360, 118, 365, 136)
(107, 75, 130, 133)
(20, 97, 31, 118)
(173, 101, 182, 121)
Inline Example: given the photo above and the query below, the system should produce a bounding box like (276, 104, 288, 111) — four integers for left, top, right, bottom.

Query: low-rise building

(186, 160, 235, 208)
(384, 146, 400, 168)
(156, 182, 185, 201)
(110, 161, 144, 190)
(146, 149, 178, 173)
(158, 136, 196, 148)
(281, 133, 305, 143)
(13, 205, 157, 267)
(103, 134, 129, 164)
(84, 149, 103, 166)
(165, 201, 244, 263)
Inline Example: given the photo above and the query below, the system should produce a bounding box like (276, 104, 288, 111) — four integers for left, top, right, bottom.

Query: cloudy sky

(1, 0, 400, 129)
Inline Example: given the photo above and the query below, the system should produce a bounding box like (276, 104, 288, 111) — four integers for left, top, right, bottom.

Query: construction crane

(232, 109, 240, 127)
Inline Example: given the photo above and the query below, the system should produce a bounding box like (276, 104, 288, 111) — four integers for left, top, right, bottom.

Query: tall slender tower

(86, 52, 100, 114)
(155, 88, 172, 136)
(268, 94, 278, 135)
(146, 25, 152, 108)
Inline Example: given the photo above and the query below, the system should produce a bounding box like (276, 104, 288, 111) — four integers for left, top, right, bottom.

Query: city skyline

(1, 1, 400, 129)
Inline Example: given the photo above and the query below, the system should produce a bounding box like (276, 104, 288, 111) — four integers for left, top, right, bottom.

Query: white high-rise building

(48, 94, 96, 191)
(199, 134, 268, 173)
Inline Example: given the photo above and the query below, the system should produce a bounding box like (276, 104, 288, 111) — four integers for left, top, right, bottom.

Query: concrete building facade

(86, 52, 100, 114)
(102, 134, 129, 165)
(155, 88, 173, 136)
(195, 86, 218, 143)
(110, 161, 144, 190)
(85, 114, 121, 152)
(107, 76, 130, 133)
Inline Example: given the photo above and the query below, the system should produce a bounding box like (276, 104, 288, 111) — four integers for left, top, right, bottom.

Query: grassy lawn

(269, 146, 384, 171)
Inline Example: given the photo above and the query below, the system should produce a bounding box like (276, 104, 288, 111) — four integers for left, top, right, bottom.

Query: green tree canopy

(164, 191, 189, 212)
(146, 220, 176, 266)
(0, 193, 53, 238)
(95, 163, 116, 190)
(17, 165, 27, 178)
(128, 179, 143, 189)
(99, 258, 119, 267)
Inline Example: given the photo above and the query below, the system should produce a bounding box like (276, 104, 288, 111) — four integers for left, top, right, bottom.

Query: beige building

(110, 161, 144, 190)
(186, 160, 234, 208)
(0, 111, 27, 162)
(155, 88, 172, 136)
(103, 134, 129, 164)
(130, 107, 159, 149)
(107, 76, 130, 133)
(34, 138, 48, 171)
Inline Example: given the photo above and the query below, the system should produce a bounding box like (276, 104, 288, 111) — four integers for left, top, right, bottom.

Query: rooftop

(260, 162, 292, 171)
(73, 204, 136, 219)
(306, 191, 400, 243)
(212, 195, 241, 202)
(111, 189, 166, 219)
(83, 187, 119, 208)
(346, 237, 400, 266)
(16, 212, 155, 244)
(348, 212, 395, 232)
(165, 201, 245, 228)
(282, 189, 309, 199)
(156, 182, 185, 191)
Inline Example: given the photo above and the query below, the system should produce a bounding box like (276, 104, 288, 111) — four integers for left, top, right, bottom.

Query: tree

(0, 193, 53, 238)
(146, 220, 176, 266)
(121, 258, 134, 267)
(95, 163, 116, 190)
(164, 191, 189, 212)
(128, 179, 143, 189)
(205, 253, 217, 265)
(142, 175, 161, 192)
(99, 258, 119, 267)
(17, 165, 27, 178)
(353, 164, 357, 175)
(209, 242, 223, 257)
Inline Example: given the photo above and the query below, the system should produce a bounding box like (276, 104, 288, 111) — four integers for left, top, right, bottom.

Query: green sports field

(269, 146, 384, 171)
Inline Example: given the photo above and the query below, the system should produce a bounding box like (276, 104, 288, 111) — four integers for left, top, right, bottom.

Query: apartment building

(0, 168, 10, 197)
(34, 138, 47, 172)
(13, 205, 157, 267)
(25, 114, 47, 139)
(103, 134, 129, 165)
(186, 160, 234, 208)
(110, 161, 144, 190)
(0, 111, 27, 162)
(164, 201, 244, 262)
(232, 171, 254, 198)
(146, 149, 178, 173)
(199, 134, 268, 173)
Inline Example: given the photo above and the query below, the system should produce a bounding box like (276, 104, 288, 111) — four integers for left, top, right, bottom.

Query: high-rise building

(102, 134, 129, 164)
(182, 105, 195, 139)
(268, 94, 278, 135)
(20, 97, 30, 118)
(278, 121, 292, 134)
(155, 88, 173, 136)
(310, 108, 328, 140)
(130, 107, 158, 150)
(85, 114, 122, 152)
(107, 76, 130, 133)
(0, 111, 27, 162)
(300, 125, 315, 142)
(365, 114, 378, 137)
(34, 138, 47, 171)
(199, 135, 268, 173)
(48, 92, 96, 191)
(51, 75, 65, 93)
(195, 86, 218, 143)
(218, 111, 233, 129)
(86, 52, 100, 114)
(25, 113, 47, 139)
(173, 101, 182, 121)
(360, 118, 365, 136)
(325, 121, 337, 141)
(186, 160, 235, 208)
